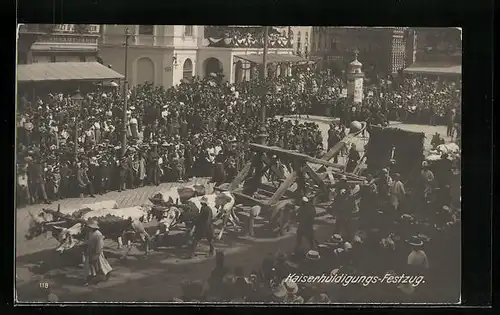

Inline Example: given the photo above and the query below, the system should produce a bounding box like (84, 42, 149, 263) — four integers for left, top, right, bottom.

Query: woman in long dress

(138, 152, 146, 187)
(84, 220, 113, 286)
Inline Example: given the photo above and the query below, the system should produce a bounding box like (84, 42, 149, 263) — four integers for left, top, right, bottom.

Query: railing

(19, 24, 101, 35)
(53, 24, 75, 32)
(38, 34, 99, 45)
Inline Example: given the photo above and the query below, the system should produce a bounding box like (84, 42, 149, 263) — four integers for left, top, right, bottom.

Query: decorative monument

(347, 49, 365, 105)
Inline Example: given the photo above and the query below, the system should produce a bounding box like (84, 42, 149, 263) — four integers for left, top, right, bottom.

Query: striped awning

(235, 54, 306, 64)
(403, 63, 461, 76)
(17, 62, 125, 83)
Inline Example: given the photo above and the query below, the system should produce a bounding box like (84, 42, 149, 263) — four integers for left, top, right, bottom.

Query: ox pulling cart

(148, 186, 240, 248)
(26, 201, 152, 263)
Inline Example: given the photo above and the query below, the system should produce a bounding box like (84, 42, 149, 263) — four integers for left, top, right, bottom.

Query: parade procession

(16, 25, 462, 303)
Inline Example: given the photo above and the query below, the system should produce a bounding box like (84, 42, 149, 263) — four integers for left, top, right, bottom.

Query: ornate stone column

(347, 49, 364, 105)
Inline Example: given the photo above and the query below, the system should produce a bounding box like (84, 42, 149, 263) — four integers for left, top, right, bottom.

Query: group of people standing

(172, 150, 459, 302)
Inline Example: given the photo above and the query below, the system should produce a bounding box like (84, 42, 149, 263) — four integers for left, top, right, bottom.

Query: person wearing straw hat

(273, 280, 304, 303)
(324, 233, 344, 249)
(305, 249, 321, 261)
(406, 236, 429, 275)
(83, 220, 113, 286)
(294, 196, 317, 255)
(189, 195, 215, 258)
(307, 292, 331, 303)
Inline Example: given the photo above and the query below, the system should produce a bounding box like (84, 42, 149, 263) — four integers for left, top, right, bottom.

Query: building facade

(98, 25, 202, 88)
(17, 24, 101, 64)
(310, 27, 461, 76)
(411, 27, 462, 64)
(311, 27, 409, 75)
(274, 26, 313, 57)
(98, 25, 295, 88)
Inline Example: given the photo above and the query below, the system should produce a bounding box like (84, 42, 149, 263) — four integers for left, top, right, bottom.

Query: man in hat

(189, 196, 215, 258)
(359, 173, 378, 228)
(118, 155, 129, 192)
(294, 196, 317, 255)
(128, 216, 150, 256)
(273, 280, 304, 303)
(277, 203, 294, 236)
(17, 160, 32, 206)
(99, 159, 112, 193)
(435, 152, 453, 189)
(27, 155, 51, 204)
(431, 132, 445, 150)
(77, 160, 96, 198)
(389, 173, 405, 214)
(84, 220, 113, 286)
(406, 236, 429, 275)
(89, 156, 102, 195)
(332, 185, 353, 240)
(420, 161, 435, 207)
(345, 143, 360, 173)
(377, 168, 392, 208)
(147, 142, 160, 186)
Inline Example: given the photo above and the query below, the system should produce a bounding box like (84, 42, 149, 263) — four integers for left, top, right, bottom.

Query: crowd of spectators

(18, 64, 462, 303)
(16, 73, 325, 206)
(172, 154, 461, 303)
(16, 67, 461, 207)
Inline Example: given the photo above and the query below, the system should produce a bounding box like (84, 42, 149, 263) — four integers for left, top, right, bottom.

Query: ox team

(26, 185, 239, 285)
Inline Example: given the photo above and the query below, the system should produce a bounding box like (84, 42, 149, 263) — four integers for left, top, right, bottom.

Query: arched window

(184, 26, 194, 36)
(183, 58, 193, 80)
(136, 57, 155, 85)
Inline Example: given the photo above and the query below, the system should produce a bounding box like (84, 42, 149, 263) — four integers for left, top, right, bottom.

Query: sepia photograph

(15, 25, 462, 304)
